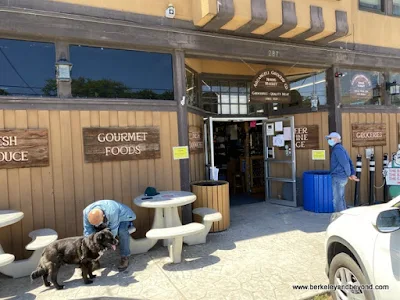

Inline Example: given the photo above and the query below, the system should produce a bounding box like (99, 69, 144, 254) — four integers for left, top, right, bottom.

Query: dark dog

(31, 228, 118, 289)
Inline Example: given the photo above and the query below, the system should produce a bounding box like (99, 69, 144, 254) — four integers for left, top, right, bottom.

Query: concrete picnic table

(0, 210, 24, 267)
(129, 191, 196, 253)
(0, 210, 58, 278)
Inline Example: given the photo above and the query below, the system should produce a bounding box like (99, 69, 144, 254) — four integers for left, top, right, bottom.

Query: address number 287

(268, 50, 279, 57)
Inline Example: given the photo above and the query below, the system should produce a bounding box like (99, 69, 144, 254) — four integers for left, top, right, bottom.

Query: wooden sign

(0, 129, 49, 169)
(352, 123, 386, 147)
(251, 69, 290, 103)
(189, 126, 203, 154)
(295, 125, 319, 149)
(83, 127, 161, 163)
(350, 74, 372, 100)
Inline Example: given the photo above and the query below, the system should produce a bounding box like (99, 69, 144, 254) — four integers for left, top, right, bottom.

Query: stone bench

(184, 207, 222, 246)
(146, 223, 205, 263)
(0, 228, 58, 278)
(26, 229, 58, 251)
(0, 253, 15, 268)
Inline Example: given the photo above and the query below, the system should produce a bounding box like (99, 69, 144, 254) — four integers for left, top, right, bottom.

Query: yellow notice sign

(173, 146, 189, 160)
(312, 150, 326, 160)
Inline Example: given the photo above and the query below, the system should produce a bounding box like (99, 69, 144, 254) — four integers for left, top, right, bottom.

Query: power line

(0, 48, 38, 95)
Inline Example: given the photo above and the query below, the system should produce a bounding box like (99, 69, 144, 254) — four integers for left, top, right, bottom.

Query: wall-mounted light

(372, 84, 381, 98)
(55, 59, 73, 82)
(386, 81, 400, 95)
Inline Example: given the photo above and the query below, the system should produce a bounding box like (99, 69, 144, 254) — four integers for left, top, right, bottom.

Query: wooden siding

(188, 113, 206, 182)
(341, 112, 399, 205)
(0, 110, 180, 259)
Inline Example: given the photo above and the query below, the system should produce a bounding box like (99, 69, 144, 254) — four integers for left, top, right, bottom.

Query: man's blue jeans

(118, 221, 131, 257)
(332, 177, 348, 212)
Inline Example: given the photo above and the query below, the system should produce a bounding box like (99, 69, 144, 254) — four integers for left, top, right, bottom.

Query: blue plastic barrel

(303, 170, 334, 213)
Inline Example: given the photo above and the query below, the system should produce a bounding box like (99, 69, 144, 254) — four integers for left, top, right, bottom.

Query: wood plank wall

(270, 112, 330, 198)
(188, 113, 206, 183)
(0, 110, 180, 259)
(341, 112, 399, 205)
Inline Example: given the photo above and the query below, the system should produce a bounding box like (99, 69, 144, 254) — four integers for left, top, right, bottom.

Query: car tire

(329, 253, 374, 300)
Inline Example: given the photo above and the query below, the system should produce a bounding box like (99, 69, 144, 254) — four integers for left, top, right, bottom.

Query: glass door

(263, 116, 297, 207)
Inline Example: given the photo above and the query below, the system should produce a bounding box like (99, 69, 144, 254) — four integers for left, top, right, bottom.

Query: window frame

(359, 0, 386, 13)
(68, 44, 175, 101)
(199, 74, 267, 116)
(0, 38, 57, 98)
(359, 0, 400, 17)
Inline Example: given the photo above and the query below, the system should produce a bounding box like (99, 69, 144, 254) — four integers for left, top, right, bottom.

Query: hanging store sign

(0, 129, 49, 169)
(295, 125, 319, 149)
(250, 69, 290, 103)
(350, 74, 373, 100)
(352, 123, 386, 147)
(188, 126, 204, 154)
(83, 127, 161, 163)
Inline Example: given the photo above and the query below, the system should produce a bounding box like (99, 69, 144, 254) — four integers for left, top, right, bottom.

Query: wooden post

(244, 121, 250, 193)
(327, 66, 342, 135)
(173, 50, 192, 224)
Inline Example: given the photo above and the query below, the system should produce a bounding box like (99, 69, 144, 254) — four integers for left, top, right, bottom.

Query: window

(186, 68, 198, 107)
(389, 73, 400, 105)
(201, 79, 265, 115)
(0, 39, 56, 97)
(340, 69, 384, 106)
(284, 72, 327, 108)
(69, 45, 174, 99)
(359, 0, 383, 11)
(394, 0, 400, 16)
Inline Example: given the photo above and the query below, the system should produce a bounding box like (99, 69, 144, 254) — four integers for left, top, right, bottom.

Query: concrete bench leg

(0, 248, 43, 278)
(168, 237, 183, 263)
(183, 220, 212, 246)
(129, 208, 164, 255)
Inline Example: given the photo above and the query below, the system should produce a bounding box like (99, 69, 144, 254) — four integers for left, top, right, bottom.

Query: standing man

(83, 200, 136, 271)
(326, 132, 359, 212)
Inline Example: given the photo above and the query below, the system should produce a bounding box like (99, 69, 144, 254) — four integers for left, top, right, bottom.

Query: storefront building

(1, 0, 400, 258)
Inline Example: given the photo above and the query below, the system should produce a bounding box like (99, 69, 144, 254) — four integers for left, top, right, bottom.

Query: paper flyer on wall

(275, 121, 283, 132)
(273, 134, 285, 147)
(283, 127, 292, 141)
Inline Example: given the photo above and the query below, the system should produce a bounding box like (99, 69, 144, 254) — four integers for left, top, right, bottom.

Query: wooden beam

(327, 66, 342, 135)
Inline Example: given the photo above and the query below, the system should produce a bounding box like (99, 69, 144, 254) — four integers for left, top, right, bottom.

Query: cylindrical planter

(303, 171, 334, 213)
(191, 180, 230, 232)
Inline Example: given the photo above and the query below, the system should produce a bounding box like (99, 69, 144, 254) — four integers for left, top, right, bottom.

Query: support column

(55, 42, 72, 98)
(327, 66, 342, 134)
(173, 50, 192, 224)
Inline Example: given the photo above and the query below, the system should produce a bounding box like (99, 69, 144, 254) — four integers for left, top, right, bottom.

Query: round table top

(134, 191, 196, 208)
(0, 210, 24, 228)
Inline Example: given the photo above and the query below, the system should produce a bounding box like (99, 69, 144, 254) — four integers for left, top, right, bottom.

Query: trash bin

(303, 171, 334, 213)
(191, 180, 230, 232)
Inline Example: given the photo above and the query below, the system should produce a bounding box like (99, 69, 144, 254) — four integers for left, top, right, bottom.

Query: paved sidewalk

(0, 202, 331, 300)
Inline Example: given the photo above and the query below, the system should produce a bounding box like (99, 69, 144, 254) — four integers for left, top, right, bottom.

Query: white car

(325, 197, 400, 300)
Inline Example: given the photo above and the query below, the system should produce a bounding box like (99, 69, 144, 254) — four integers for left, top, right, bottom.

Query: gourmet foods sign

(83, 127, 161, 163)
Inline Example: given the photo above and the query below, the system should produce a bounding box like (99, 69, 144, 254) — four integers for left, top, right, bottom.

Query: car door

(373, 221, 400, 299)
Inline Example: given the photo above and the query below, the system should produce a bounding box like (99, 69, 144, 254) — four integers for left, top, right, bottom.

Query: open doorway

(204, 117, 267, 207)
